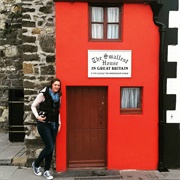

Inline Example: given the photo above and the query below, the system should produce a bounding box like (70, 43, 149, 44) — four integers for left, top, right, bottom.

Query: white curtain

(92, 24, 103, 39)
(92, 7, 119, 39)
(92, 7, 103, 39)
(121, 88, 140, 108)
(107, 24, 119, 39)
(107, 7, 119, 22)
(92, 7, 103, 22)
(107, 7, 119, 39)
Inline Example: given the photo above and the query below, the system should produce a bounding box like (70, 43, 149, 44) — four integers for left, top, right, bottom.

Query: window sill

(120, 108, 142, 115)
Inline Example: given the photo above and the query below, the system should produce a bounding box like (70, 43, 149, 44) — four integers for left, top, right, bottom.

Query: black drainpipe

(150, 2, 168, 172)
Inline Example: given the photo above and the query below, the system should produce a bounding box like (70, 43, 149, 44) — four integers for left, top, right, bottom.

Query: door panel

(67, 86, 107, 168)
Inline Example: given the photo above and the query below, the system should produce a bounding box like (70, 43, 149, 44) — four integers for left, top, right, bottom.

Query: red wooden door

(67, 86, 107, 168)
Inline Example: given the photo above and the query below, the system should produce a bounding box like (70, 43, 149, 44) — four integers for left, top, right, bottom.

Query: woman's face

(51, 81, 60, 93)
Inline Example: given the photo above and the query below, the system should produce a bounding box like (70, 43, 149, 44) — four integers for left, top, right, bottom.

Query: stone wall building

(0, 0, 56, 166)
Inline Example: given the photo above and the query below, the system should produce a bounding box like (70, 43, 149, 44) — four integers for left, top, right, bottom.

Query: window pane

(107, 7, 119, 22)
(92, 24, 103, 39)
(121, 88, 141, 108)
(92, 7, 103, 22)
(107, 24, 119, 39)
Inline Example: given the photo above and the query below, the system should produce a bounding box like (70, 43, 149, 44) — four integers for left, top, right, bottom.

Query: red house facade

(54, 0, 178, 172)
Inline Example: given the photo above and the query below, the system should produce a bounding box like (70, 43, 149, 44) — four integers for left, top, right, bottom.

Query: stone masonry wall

(0, 0, 23, 130)
(0, 0, 56, 166)
(22, 0, 56, 166)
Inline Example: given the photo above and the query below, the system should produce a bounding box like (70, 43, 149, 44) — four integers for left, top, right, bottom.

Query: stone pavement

(1, 166, 180, 180)
(0, 133, 26, 166)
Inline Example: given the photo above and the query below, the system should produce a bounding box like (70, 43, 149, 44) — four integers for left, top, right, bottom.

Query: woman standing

(31, 78, 62, 180)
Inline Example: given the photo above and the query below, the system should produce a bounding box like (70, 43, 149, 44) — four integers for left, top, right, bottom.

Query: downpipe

(150, 3, 168, 172)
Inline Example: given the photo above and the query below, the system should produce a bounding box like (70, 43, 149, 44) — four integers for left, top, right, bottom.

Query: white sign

(88, 50, 132, 78)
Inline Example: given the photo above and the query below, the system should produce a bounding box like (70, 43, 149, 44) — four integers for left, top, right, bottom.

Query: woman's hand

(37, 115, 46, 122)
(58, 124, 61, 132)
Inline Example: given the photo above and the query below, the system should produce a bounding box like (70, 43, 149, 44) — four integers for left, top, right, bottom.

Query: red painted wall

(55, 2, 159, 171)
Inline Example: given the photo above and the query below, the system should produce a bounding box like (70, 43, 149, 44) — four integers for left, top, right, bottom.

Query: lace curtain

(121, 88, 141, 108)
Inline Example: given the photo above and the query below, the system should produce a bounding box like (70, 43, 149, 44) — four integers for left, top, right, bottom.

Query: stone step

(0, 145, 25, 165)
(0, 132, 27, 166)
(12, 147, 27, 166)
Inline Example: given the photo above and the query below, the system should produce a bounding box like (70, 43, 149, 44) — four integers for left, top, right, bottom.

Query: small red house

(54, 0, 159, 171)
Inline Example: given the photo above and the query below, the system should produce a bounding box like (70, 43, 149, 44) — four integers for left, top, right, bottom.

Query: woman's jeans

(35, 121, 59, 171)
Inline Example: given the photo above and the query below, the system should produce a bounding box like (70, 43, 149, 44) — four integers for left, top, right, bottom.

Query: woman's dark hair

(50, 78, 62, 96)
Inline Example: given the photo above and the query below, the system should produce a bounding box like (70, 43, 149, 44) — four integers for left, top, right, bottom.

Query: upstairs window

(89, 5, 122, 41)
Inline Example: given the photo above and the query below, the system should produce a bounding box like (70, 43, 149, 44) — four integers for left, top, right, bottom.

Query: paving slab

(120, 170, 158, 180)
(0, 141, 11, 151)
(9, 167, 74, 180)
(0, 134, 8, 141)
(0, 166, 18, 180)
(9, 167, 59, 180)
(0, 133, 6, 137)
(155, 169, 180, 180)
(0, 146, 24, 165)
(8, 167, 43, 180)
